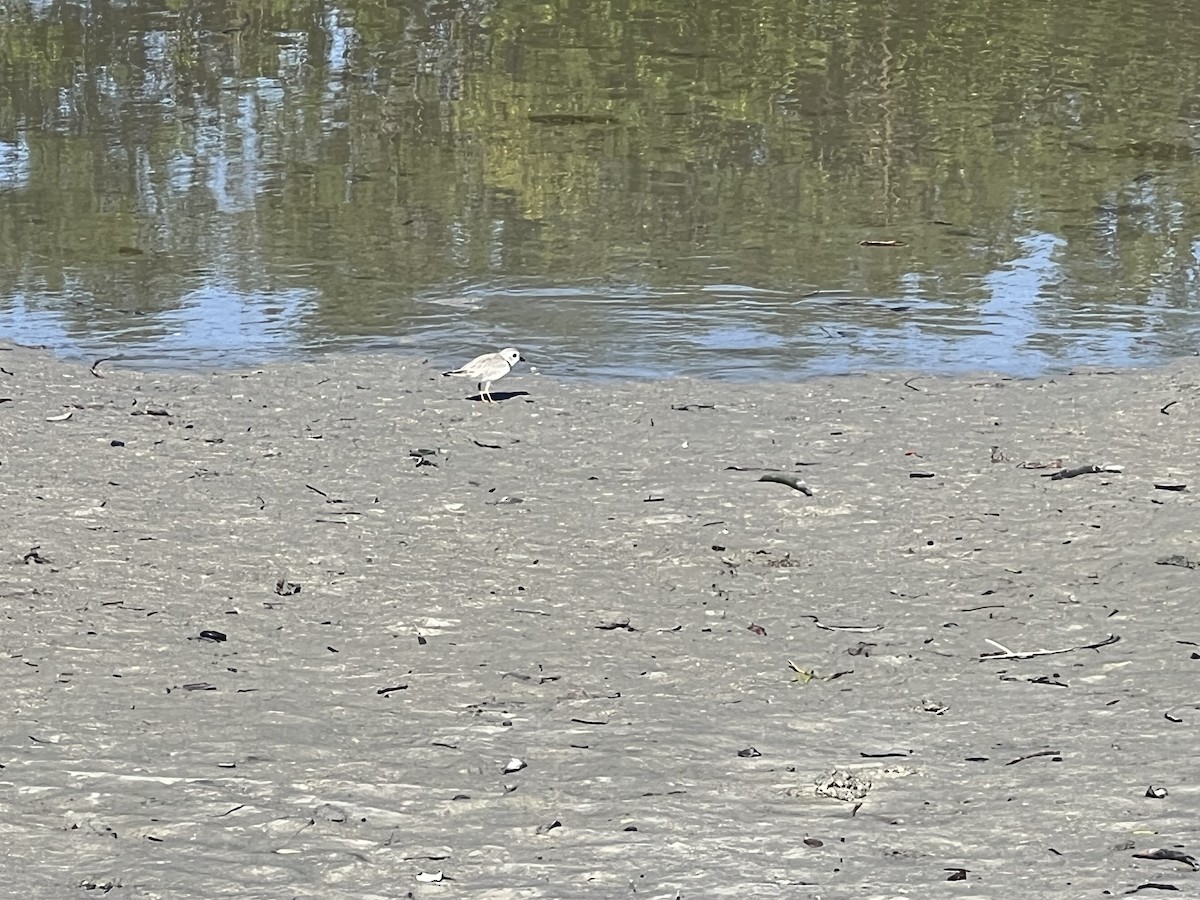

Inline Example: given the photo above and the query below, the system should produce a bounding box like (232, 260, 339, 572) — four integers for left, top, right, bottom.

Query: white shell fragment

(45, 410, 73, 422)
(502, 757, 527, 774)
(415, 870, 444, 883)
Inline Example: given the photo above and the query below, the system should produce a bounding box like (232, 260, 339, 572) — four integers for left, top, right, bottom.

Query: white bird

(442, 347, 523, 402)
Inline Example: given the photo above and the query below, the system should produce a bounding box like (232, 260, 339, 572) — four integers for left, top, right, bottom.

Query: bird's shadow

(469, 390, 530, 403)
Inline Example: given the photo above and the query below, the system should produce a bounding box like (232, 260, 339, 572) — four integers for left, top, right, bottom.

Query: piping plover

(443, 347, 523, 402)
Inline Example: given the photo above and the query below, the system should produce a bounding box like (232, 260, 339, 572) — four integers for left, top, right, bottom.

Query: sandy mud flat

(2, 343, 1199, 898)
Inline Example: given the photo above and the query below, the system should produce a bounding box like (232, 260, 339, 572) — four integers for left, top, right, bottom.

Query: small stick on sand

(758, 473, 813, 496)
(797, 615, 883, 633)
(306, 484, 346, 503)
(1044, 464, 1123, 480)
(90, 357, 115, 378)
(1004, 749, 1061, 766)
(981, 634, 1119, 659)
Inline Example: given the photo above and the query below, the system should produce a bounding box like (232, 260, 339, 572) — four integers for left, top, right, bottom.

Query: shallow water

(3, 0, 1200, 378)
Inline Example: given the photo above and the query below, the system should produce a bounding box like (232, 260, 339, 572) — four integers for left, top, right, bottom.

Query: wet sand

(3, 343, 1199, 898)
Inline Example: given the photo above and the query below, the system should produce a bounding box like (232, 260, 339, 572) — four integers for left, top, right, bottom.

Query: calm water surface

(3, 0, 1200, 378)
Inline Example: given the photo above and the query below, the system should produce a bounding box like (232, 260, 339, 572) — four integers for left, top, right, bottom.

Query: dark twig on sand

(306, 484, 345, 503)
(758, 473, 813, 496)
(981, 633, 1119, 659)
(1161, 400, 1179, 415)
(1044, 464, 1123, 480)
(796, 615, 883, 633)
(90, 357, 115, 378)
(1004, 749, 1061, 765)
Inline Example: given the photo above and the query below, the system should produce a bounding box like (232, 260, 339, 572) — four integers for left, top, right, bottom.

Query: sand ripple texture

(2, 344, 1199, 898)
